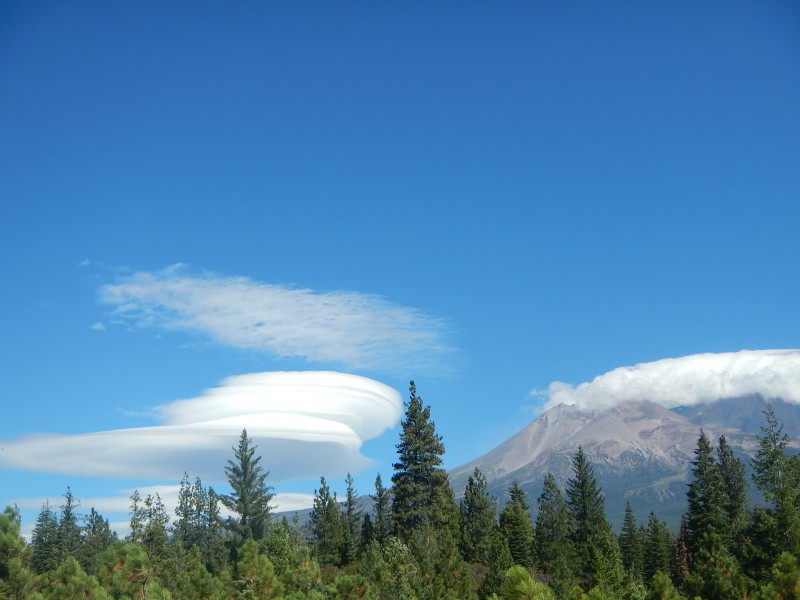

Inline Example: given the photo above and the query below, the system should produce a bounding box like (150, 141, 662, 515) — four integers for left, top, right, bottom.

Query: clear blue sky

(2, 0, 799, 533)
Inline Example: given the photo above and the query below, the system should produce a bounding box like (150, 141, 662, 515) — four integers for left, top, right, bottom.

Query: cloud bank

(99, 265, 453, 372)
(544, 349, 800, 411)
(0, 371, 401, 483)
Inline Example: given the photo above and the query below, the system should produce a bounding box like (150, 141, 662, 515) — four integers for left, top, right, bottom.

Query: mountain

(449, 397, 800, 530)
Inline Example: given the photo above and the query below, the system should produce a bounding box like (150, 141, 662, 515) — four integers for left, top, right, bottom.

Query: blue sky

(2, 0, 799, 534)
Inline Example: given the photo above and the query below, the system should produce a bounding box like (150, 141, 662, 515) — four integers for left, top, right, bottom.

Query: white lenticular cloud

(99, 265, 453, 372)
(544, 349, 800, 411)
(0, 371, 402, 483)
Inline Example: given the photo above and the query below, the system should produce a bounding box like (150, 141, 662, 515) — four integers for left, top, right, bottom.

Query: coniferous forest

(2, 382, 799, 599)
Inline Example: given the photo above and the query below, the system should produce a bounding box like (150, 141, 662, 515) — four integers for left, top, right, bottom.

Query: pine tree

(57, 487, 81, 563)
(751, 406, 800, 555)
(499, 481, 534, 568)
(391, 381, 459, 541)
(534, 472, 575, 596)
(685, 430, 726, 558)
(370, 474, 392, 546)
(222, 428, 275, 543)
(31, 501, 60, 574)
(565, 446, 622, 591)
(642, 513, 672, 584)
(310, 476, 344, 566)
(716, 435, 748, 548)
(459, 468, 497, 565)
(0, 506, 36, 599)
(619, 502, 643, 582)
(78, 508, 116, 574)
(341, 472, 362, 565)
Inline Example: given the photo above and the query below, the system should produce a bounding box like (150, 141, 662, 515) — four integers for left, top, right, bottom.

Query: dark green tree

(310, 476, 344, 566)
(341, 472, 362, 565)
(57, 487, 81, 563)
(30, 501, 60, 574)
(499, 481, 534, 568)
(77, 508, 116, 574)
(685, 430, 725, 558)
(391, 381, 459, 541)
(751, 406, 800, 556)
(642, 512, 672, 584)
(618, 502, 644, 582)
(173, 474, 227, 574)
(0, 506, 36, 600)
(682, 531, 748, 600)
(370, 474, 392, 546)
(565, 446, 622, 591)
(222, 428, 275, 543)
(534, 472, 575, 597)
(459, 468, 497, 565)
(716, 435, 748, 547)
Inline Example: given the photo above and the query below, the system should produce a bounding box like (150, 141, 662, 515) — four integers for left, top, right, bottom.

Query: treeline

(2, 381, 800, 599)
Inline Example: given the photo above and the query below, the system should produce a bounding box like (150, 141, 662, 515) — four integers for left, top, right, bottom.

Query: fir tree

(619, 502, 643, 582)
(31, 501, 60, 574)
(57, 487, 81, 562)
(391, 381, 459, 541)
(751, 405, 800, 555)
(685, 430, 726, 558)
(499, 481, 533, 568)
(534, 472, 575, 596)
(310, 476, 344, 566)
(341, 472, 362, 565)
(459, 468, 497, 565)
(78, 508, 116, 574)
(222, 428, 275, 543)
(642, 512, 672, 584)
(565, 446, 622, 591)
(716, 435, 748, 547)
(370, 474, 392, 546)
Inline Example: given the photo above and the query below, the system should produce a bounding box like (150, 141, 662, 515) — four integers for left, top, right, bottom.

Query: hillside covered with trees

(2, 382, 799, 599)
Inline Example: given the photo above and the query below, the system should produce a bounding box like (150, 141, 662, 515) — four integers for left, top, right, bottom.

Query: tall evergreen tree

(57, 487, 81, 563)
(341, 472, 362, 565)
(499, 481, 534, 568)
(391, 381, 459, 541)
(751, 405, 800, 555)
(642, 512, 672, 584)
(685, 430, 726, 558)
(173, 473, 226, 574)
(30, 502, 60, 574)
(565, 446, 622, 591)
(716, 435, 748, 547)
(310, 476, 344, 566)
(459, 468, 497, 565)
(78, 508, 116, 574)
(222, 428, 275, 543)
(371, 473, 392, 546)
(534, 473, 575, 598)
(0, 506, 36, 600)
(618, 502, 643, 582)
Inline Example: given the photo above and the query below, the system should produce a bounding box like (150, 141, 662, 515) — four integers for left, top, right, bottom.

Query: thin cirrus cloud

(0, 371, 402, 483)
(98, 265, 454, 372)
(542, 349, 800, 411)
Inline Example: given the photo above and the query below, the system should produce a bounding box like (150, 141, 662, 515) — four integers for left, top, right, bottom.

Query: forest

(2, 381, 799, 599)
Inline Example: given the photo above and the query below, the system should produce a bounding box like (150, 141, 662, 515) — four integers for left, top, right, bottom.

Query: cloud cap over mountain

(544, 349, 800, 411)
(0, 371, 401, 483)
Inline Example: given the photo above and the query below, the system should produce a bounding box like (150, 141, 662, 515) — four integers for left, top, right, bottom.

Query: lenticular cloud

(545, 349, 800, 411)
(0, 371, 401, 482)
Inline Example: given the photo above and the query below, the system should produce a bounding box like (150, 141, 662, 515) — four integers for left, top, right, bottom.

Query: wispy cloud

(0, 371, 402, 483)
(99, 265, 454, 372)
(541, 349, 800, 411)
(90, 322, 106, 331)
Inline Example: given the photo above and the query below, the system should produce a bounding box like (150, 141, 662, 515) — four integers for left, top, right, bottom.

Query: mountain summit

(450, 396, 799, 528)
